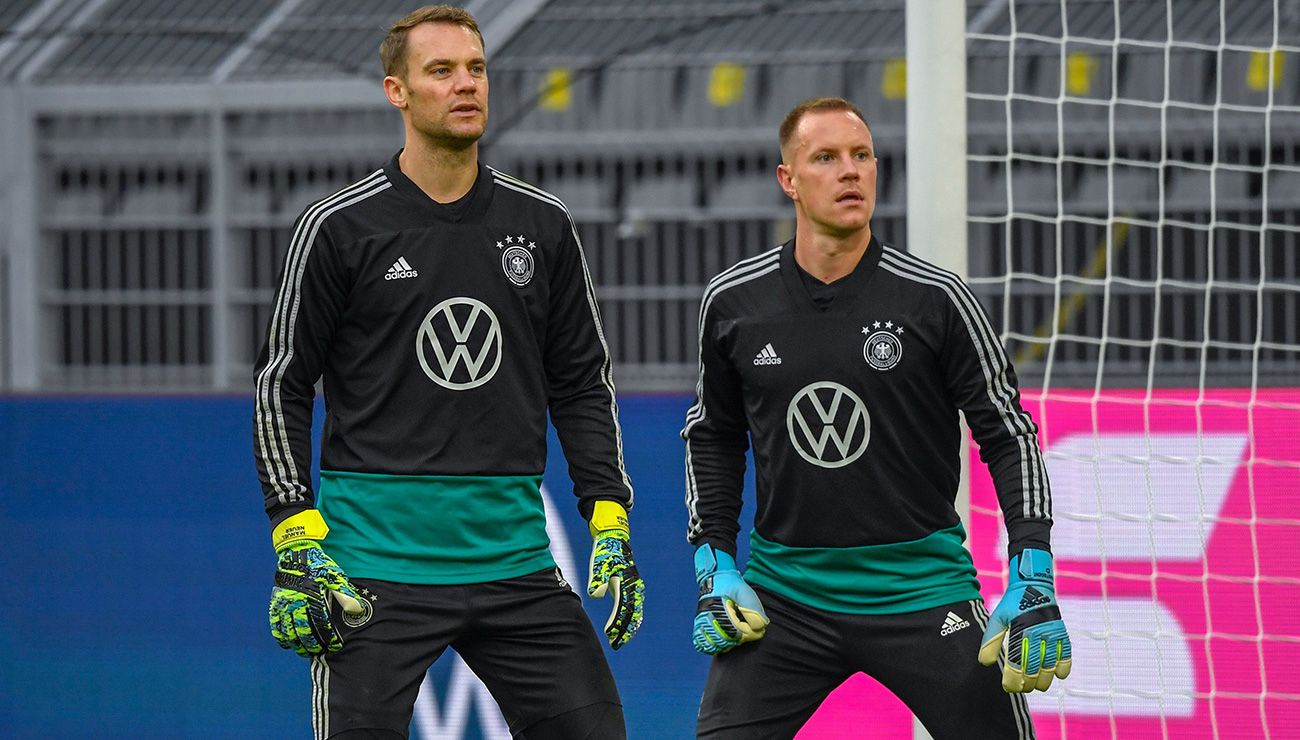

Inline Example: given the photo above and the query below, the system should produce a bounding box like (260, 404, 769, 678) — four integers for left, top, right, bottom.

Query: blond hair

(779, 97, 869, 153)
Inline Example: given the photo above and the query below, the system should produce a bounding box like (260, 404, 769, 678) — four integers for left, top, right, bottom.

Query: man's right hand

(268, 510, 364, 657)
(691, 544, 769, 655)
(270, 540, 364, 656)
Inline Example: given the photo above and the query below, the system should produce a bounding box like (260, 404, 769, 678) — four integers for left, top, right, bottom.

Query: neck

(793, 220, 872, 284)
(398, 130, 479, 203)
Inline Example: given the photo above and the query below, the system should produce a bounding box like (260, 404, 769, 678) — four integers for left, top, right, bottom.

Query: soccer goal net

(962, 0, 1300, 737)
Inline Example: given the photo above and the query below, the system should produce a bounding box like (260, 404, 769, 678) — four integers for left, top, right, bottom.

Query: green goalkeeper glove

(268, 510, 364, 657)
(978, 547, 1074, 692)
(692, 543, 769, 655)
(586, 501, 645, 650)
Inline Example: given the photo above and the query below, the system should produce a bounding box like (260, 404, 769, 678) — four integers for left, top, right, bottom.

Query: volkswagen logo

(786, 381, 871, 468)
(416, 297, 502, 390)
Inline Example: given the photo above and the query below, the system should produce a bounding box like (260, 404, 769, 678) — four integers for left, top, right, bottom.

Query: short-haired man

(683, 96, 1072, 738)
(255, 6, 643, 738)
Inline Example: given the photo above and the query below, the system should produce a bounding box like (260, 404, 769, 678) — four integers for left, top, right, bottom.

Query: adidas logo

(940, 610, 971, 636)
(1019, 586, 1051, 611)
(384, 257, 418, 281)
(753, 343, 783, 366)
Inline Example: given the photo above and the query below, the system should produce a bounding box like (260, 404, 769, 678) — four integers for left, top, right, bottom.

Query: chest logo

(497, 234, 536, 287)
(786, 381, 871, 469)
(863, 321, 905, 371)
(416, 297, 502, 390)
(753, 343, 783, 366)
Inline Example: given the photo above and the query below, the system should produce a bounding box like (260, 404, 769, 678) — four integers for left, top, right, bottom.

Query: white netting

(966, 0, 1300, 737)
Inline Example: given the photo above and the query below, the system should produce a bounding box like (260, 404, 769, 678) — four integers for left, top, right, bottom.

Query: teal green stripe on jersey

(744, 524, 982, 614)
(318, 471, 555, 585)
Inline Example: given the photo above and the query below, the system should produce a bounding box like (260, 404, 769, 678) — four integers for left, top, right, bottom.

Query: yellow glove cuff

(588, 500, 630, 537)
(272, 509, 330, 551)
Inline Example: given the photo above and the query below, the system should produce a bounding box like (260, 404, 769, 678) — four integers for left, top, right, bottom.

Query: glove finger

(1055, 655, 1073, 680)
(602, 576, 623, 631)
(615, 577, 645, 648)
(691, 623, 719, 654)
(309, 598, 345, 653)
(1034, 668, 1055, 692)
(1001, 662, 1030, 693)
(693, 612, 738, 655)
(294, 603, 325, 655)
(978, 625, 1008, 666)
(604, 578, 632, 649)
(694, 633, 725, 655)
(283, 608, 310, 656)
(329, 586, 365, 616)
(1022, 635, 1046, 678)
(697, 630, 734, 655)
(697, 597, 743, 641)
(273, 607, 299, 652)
(1039, 635, 1062, 672)
(725, 602, 769, 642)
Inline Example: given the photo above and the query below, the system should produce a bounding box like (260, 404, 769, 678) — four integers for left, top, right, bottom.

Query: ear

(383, 75, 408, 110)
(776, 163, 797, 201)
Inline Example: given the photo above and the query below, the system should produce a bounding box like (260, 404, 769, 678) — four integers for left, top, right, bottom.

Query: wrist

(272, 509, 330, 551)
(588, 500, 630, 538)
(694, 543, 739, 582)
(1011, 547, 1055, 583)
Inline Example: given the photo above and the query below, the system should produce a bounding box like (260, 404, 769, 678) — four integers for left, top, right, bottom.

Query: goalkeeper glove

(268, 510, 364, 657)
(978, 547, 1073, 692)
(692, 544, 769, 655)
(586, 501, 645, 649)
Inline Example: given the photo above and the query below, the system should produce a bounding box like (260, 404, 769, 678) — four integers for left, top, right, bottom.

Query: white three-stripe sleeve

(253, 172, 388, 521)
(880, 249, 1053, 552)
(489, 170, 634, 512)
(681, 249, 780, 551)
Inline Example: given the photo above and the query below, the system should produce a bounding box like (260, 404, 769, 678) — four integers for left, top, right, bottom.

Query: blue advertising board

(0, 395, 753, 739)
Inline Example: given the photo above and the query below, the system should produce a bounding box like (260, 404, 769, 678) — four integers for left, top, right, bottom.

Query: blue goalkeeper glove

(978, 548, 1073, 692)
(587, 501, 645, 650)
(268, 510, 364, 657)
(692, 544, 769, 655)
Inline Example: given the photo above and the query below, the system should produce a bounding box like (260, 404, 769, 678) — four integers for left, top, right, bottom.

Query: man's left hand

(586, 501, 645, 649)
(978, 548, 1073, 692)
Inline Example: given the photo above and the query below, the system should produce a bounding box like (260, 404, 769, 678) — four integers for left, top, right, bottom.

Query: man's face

(389, 22, 488, 146)
(777, 110, 877, 238)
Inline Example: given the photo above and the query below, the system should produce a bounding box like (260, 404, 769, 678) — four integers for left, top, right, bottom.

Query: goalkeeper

(254, 6, 642, 738)
(682, 97, 1071, 739)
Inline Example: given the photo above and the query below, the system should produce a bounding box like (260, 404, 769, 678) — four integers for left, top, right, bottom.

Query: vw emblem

(501, 245, 534, 287)
(863, 330, 903, 371)
(786, 381, 871, 468)
(416, 297, 503, 390)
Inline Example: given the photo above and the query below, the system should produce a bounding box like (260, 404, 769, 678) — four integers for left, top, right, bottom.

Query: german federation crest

(862, 321, 904, 371)
(342, 587, 378, 628)
(496, 234, 536, 287)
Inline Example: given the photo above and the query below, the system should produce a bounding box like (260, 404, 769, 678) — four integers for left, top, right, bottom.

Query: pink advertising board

(798, 388, 1300, 739)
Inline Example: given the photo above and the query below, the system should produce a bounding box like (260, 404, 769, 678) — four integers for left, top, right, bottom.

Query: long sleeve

(939, 281, 1053, 558)
(253, 216, 349, 530)
(544, 217, 634, 518)
(681, 293, 749, 557)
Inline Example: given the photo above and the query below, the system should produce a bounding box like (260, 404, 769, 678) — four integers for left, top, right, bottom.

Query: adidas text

(940, 611, 971, 636)
(1019, 585, 1051, 611)
(385, 257, 418, 280)
(753, 343, 783, 366)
